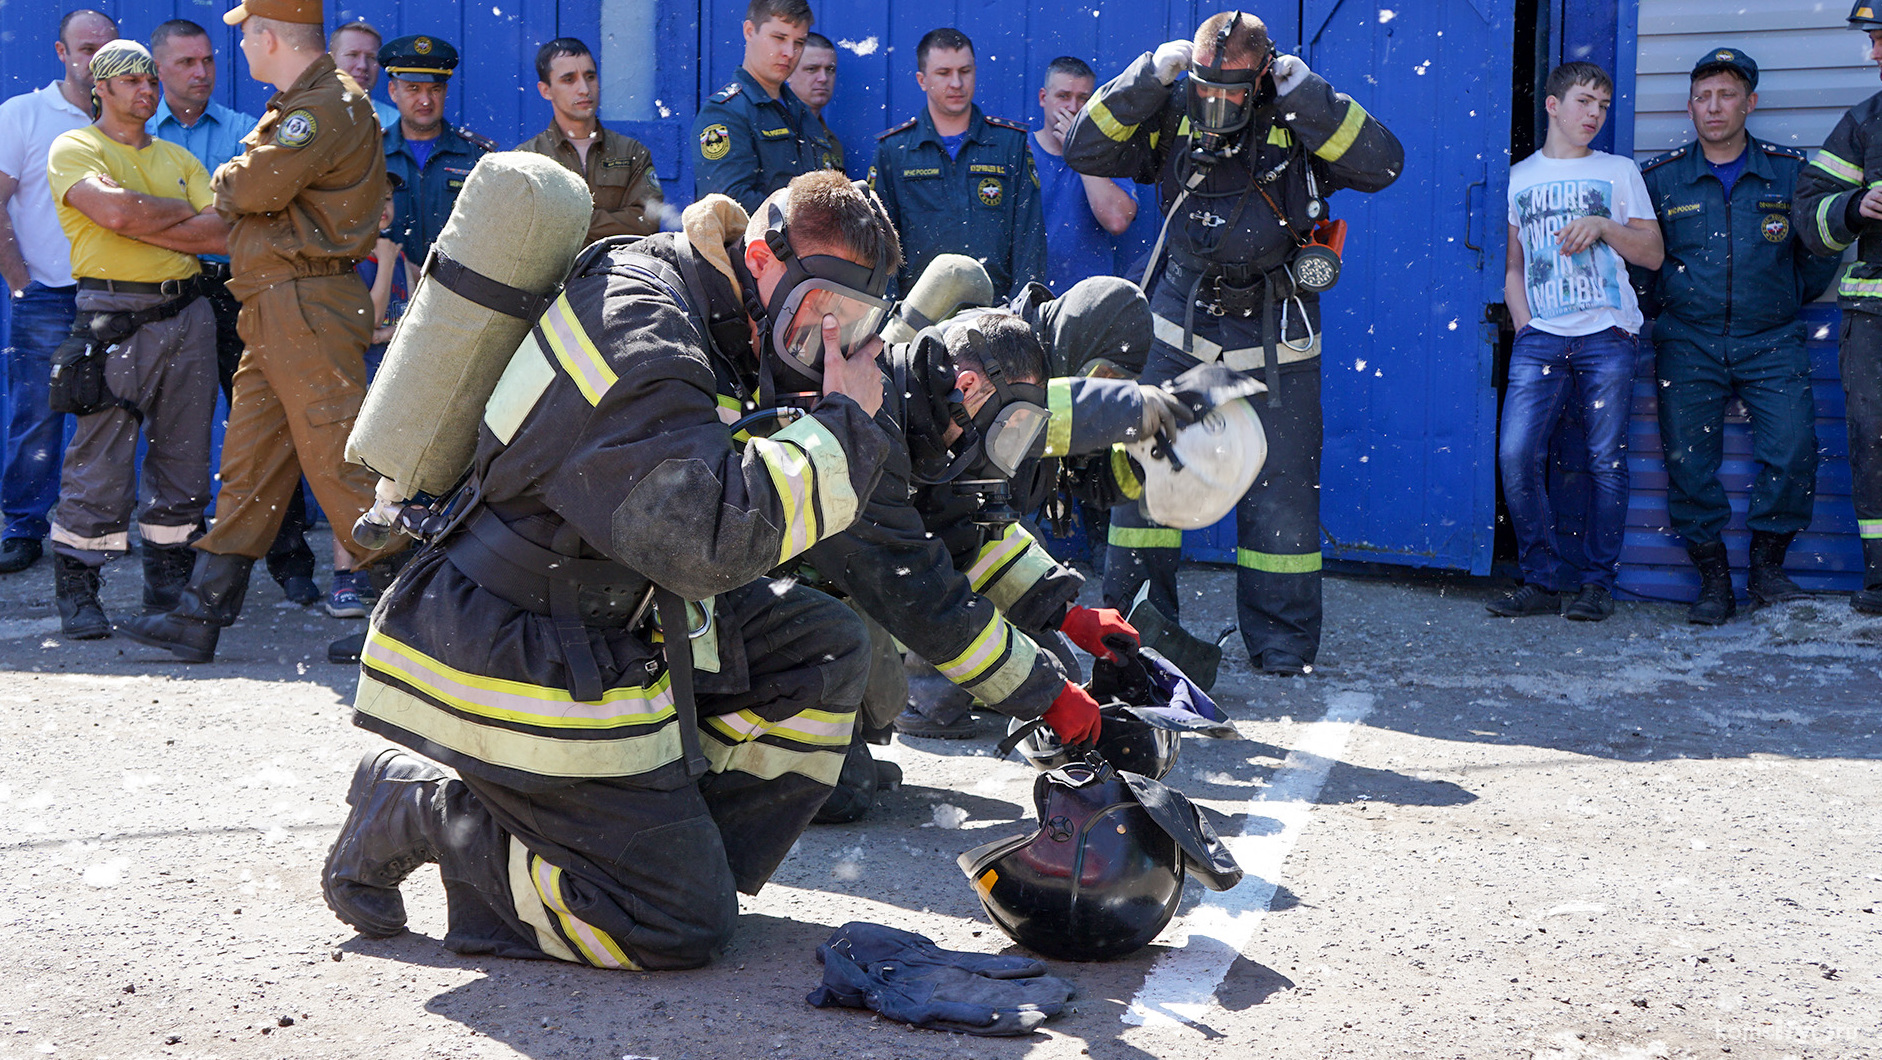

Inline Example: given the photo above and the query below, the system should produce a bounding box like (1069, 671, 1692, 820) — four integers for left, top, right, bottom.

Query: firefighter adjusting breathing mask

(757, 188, 894, 398)
(907, 327, 1049, 485)
(1185, 13, 1275, 163)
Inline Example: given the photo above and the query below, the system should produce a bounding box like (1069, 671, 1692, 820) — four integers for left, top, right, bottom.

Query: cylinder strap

(425, 248, 556, 321)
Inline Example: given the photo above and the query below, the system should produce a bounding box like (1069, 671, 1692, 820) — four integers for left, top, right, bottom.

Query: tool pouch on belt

(48, 325, 116, 416)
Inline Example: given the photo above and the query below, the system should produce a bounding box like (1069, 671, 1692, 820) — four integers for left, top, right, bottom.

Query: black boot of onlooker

(1685, 541, 1736, 626)
(53, 553, 111, 640)
(1747, 530, 1810, 607)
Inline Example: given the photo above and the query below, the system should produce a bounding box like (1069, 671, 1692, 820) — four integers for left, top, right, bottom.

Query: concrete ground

(0, 537, 1876, 1060)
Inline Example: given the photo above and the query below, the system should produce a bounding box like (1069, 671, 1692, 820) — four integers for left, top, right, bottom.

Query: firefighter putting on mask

(321, 170, 897, 970)
(1064, 11, 1403, 677)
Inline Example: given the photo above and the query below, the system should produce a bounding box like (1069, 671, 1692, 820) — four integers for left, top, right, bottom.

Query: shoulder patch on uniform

(983, 115, 1029, 133)
(1761, 142, 1806, 160)
(877, 117, 918, 141)
(276, 108, 318, 148)
(709, 82, 743, 104)
(700, 123, 731, 160)
(457, 125, 498, 152)
(1639, 146, 1685, 172)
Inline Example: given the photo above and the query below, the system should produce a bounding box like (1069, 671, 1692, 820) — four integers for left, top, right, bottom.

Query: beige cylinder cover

(346, 151, 593, 499)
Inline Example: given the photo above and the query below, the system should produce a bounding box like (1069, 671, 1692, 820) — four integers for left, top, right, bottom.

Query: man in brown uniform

(516, 37, 662, 241)
(124, 0, 392, 663)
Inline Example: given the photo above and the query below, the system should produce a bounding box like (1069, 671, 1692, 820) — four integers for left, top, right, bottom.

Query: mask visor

(980, 401, 1050, 478)
(1186, 73, 1256, 142)
(774, 279, 893, 374)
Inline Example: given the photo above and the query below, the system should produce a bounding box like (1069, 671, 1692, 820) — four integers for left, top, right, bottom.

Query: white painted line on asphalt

(1123, 689, 1375, 1029)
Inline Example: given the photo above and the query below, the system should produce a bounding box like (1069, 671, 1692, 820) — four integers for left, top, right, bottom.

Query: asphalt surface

(0, 538, 1876, 1060)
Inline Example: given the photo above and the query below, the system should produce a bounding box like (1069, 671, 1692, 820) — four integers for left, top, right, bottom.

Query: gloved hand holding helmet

(1042, 680, 1102, 745)
(1061, 605, 1140, 662)
(1151, 39, 1194, 84)
(1137, 385, 1197, 442)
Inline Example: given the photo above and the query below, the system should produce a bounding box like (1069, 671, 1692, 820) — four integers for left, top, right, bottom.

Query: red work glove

(1042, 681, 1103, 746)
(1060, 605, 1140, 663)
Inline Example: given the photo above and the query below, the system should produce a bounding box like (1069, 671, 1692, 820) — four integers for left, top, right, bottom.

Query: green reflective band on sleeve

(1839, 273, 1882, 298)
(1237, 547, 1323, 573)
(1313, 100, 1370, 163)
(1086, 98, 1139, 143)
(1812, 150, 1863, 185)
(1859, 518, 1882, 540)
(1820, 196, 1854, 253)
(1110, 444, 1142, 500)
(1109, 525, 1183, 549)
(751, 414, 857, 564)
(1043, 377, 1074, 457)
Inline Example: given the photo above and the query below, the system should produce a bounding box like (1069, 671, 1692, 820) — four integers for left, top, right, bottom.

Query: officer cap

(1690, 47, 1757, 91)
(1852, 2, 1882, 30)
(380, 35, 460, 83)
(223, 0, 323, 26)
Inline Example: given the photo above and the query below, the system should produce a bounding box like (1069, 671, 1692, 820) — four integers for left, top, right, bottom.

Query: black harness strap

(655, 587, 711, 777)
(425, 248, 557, 321)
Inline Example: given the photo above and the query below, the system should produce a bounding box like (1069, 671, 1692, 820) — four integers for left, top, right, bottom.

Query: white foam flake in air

(837, 36, 879, 57)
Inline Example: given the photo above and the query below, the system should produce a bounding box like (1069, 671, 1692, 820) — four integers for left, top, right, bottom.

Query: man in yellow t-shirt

(43, 39, 227, 640)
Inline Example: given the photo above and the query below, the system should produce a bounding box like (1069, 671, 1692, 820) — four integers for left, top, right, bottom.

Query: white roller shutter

(1634, 0, 1877, 160)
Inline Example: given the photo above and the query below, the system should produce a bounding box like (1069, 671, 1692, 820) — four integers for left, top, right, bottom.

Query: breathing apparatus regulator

(903, 326, 1053, 527)
(731, 182, 897, 436)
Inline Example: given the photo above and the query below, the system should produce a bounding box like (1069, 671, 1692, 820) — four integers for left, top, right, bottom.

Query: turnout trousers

(1842, 311, 1882, 588)
(49, 290, 215, 565)
(1654, 317, 1817, 549)
(381, 564, 872, 970)
(197, 274, 395, 569)
(1103, 342, 1325, 668)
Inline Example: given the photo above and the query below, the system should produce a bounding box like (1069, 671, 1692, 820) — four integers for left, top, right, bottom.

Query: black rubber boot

(117, 552, 253, 663)
(140, 542, 197, 615)
(1746, 530, 1809, 606)
(328, 629, 367, 664)
(1686, 541, 1736, 626)
(1856, 538, 1882, 614)
(813, 737, 881, 824)
(322, 749, 449, 937)
(53, 554, 111, 640)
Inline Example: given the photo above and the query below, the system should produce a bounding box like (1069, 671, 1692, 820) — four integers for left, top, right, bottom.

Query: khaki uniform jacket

(212, 55, 387, 301)
(517, 124, 663, 242)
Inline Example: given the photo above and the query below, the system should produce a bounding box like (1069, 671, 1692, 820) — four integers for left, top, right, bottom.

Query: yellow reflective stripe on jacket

(751, 414, 857, 564)
(967, 523, 1033, 591)
(700, 721, 851, 784)
(1859, 518, 1882, 539)
(363, 629, 675, 729)
(1110, 444, 1142, 499)
(715, 393, 744, 425)
(971, 525, 1060, 614)
(538, 293, 619, 406)
(532, 855, 639, 969)
(749, 435, 819, 562)
(507, 839, 578, 964)
(776, 413, 858, 534)
(966, 626, 1039, 705)
(1839, 273, 1882, 298)
(1042, 377, 1074, 457)
(1087, 98, 1138, 142)
(1266, 125, 1292, 148)
(1109, 524, 1181, 549)
(1313, 99, 1371, 163)
(1819, 197, 1854, 252)
(1237, 547, 1323, 573)
(1812, 150, 1863, 185)
(703, 705, 855, 748)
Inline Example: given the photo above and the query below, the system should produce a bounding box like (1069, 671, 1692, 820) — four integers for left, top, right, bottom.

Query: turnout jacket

(1062, 52, 1401, 340)
(802, 344, 1150, 720)
(1795, 90, 1882, 313)
(354, 232, 890, 791)
(1639, 137, 1837, 336)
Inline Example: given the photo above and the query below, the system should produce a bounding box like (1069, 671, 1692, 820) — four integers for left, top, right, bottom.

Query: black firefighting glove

(806, 922, 1076, 1035)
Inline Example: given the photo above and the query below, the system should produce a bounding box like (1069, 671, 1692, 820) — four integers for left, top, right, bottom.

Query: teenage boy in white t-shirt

(1491, 61, 1664, 622)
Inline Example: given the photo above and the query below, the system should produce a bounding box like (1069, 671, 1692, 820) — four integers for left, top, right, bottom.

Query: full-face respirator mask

(1184, 13, 1274, 166)
(752, 186, 896, 406)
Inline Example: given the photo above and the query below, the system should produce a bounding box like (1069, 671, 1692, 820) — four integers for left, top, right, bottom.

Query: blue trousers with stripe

(1103, 350, 1324, 667)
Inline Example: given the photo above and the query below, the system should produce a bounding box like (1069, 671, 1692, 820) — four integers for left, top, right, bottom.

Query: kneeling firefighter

(1064, 11, 1403, 676)
(321, 170, 897, 971)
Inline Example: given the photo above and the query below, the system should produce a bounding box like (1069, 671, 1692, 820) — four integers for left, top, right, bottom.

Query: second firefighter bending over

(1063, 11, 1402, 676)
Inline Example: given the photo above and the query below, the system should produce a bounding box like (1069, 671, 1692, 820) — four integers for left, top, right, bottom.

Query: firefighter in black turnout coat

(320, 173, 897, 971)
(1064, 11, 1403, 676)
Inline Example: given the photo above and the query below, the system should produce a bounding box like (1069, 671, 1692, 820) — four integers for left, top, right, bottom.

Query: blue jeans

(4, 282, 77, 541)
(1497, 325, 1637, 591)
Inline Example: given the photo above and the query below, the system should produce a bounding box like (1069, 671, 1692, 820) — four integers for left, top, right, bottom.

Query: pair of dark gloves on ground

(807, 922, 1076, 1035)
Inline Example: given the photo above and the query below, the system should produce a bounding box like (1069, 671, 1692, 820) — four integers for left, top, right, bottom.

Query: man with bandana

(43, 39, 222, 639)
(123, 0, 396, 663)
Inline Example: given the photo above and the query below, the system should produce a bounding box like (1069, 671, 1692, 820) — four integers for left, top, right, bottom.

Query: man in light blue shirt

(329, 20, 399, 131)
(147, 17, 319, 607)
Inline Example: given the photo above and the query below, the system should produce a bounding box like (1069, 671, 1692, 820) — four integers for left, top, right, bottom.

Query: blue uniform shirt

(1637, 136, 1842, 337)
(148, 97, 259, 265)
(870, 105, 1046, 298)
(383, 120, 492, 265)
(1033, 140, 1131, 293)
(692, 67, 836, 212)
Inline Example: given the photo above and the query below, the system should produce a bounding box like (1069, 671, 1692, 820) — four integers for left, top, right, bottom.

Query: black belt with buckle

(77, 276, 207, 298)
(196, 260, 232, 282)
